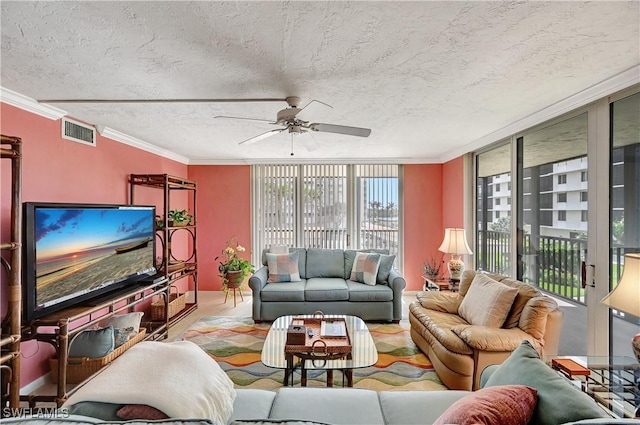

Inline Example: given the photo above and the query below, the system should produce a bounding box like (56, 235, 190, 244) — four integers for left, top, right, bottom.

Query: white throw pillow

(458, 274, 518, 327)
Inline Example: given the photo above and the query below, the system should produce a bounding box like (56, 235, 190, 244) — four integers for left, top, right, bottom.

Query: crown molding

(95, 126, 190, 164)
(440, 65, 640, 162)
(0, 86, 67, 120)
(189, 156, 441, 165)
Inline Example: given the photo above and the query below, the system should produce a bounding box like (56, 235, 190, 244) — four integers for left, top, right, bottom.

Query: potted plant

(422, 253, 444, 280)
(167, 209, 192, 227)
(215, 236, 255, 293)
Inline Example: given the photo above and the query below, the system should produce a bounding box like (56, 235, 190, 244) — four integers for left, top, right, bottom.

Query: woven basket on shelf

(49, 328, 146, 384)
(151, 286, 185, 321)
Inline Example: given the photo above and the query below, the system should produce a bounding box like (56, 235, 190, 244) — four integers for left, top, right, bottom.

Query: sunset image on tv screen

(34, 207, 155, 307)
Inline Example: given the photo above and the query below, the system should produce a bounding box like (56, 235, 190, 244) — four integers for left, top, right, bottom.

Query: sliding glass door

(609, 92, 640, 359)
(518, 112, 589, 355)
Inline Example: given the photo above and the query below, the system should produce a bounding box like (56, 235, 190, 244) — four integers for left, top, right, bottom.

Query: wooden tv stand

(21, 278, 169, 407)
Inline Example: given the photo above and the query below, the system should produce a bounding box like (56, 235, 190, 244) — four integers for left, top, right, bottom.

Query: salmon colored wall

(403, 164, 443, 290)
(0, 103, 188, 387)
(1, 101, 468, 389)
(441, 156, 470, 272)
(442, 156, 465, 227)
(188, 165, 251, 291)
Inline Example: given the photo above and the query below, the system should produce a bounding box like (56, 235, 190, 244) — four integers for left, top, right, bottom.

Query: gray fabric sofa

(7, 342, 634, 425)
(249, 248, 406, 322)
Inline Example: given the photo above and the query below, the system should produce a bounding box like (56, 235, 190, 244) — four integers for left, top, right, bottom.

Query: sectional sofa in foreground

(5, 339, 636, 425)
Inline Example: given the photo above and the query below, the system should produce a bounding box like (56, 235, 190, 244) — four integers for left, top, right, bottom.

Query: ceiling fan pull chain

(290, 134, 295, 156)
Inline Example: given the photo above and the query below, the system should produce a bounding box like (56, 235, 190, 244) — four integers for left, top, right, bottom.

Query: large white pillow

(458, 274, 518, 327)
(64, 341, 236, 425)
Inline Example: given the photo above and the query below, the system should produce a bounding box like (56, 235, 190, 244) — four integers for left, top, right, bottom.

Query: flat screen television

(23, 202, 157, 322)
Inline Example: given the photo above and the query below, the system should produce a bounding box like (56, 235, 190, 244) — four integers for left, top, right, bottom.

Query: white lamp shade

(601, 253, 640, 317)
(438, 228, 473, 255)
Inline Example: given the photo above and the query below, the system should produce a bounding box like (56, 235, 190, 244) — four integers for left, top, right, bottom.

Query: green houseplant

(216, 236, 254, 292)
(167, 209, 192, 226)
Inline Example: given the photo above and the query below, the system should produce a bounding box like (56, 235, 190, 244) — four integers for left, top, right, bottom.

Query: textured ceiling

(1, 1, 638, 164)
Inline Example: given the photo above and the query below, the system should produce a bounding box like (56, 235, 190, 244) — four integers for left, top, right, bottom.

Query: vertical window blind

(251, 164, 402, 269)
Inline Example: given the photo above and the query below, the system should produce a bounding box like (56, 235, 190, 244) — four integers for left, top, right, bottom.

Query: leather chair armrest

(451, 325, 541, 352)
(415, 291, 462, 314)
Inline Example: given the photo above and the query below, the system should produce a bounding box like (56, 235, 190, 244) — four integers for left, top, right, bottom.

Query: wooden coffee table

(261, 314, 378, 387)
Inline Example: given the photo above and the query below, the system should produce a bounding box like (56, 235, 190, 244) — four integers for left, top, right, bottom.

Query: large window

(474, 87, 640, 358)
(252, 164, 401, 267)
(476, 143, 511, 275)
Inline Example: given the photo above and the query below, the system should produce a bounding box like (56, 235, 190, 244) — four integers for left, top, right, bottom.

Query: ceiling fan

(214, 96, 371, 153)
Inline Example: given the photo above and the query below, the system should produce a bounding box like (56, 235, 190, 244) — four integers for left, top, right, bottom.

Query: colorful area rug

(178, 316, 446, 391)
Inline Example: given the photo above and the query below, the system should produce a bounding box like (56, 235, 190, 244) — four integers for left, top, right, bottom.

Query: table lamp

(601, 253, 640, 362)
(438, 228, 473, 284)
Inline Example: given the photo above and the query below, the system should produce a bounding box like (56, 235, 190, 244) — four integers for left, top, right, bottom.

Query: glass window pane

(476, 143, 511, 275)
(609, 92, 640, 359)
(519, 112, 588, 355)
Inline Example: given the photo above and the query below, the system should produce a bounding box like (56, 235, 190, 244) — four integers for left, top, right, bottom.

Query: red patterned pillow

(117, 404, 169, 420)
(433, 385, 537, 425)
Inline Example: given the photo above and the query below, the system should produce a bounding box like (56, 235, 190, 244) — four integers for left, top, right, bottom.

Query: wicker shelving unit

(129, 174, 198, 327)
(0, 135, 22, 414)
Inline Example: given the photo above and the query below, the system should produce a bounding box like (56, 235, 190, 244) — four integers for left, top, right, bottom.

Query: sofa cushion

(304, 278, 349, 301)
(458, 274, 518, 327)
(306, 249, 345, 278)
(498, 278, 542, 328)
(433, 385, 538, 425)
(518, 296, 559, 339)
(269, 388, 385, 425)
(266, 251, 301, 283)
(409, 303, 473, 355)
(228, 389, 277, 423)
(484, 341, 609, 425)
(347, 280, 393, 302)
(378, 390, 471, 425)
(350, 252, 381, 286)
(261, 280, 306, 302)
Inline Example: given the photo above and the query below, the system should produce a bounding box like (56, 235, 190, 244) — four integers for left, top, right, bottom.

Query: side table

(550, 356, 640, 418)
(422, 276, 456, 292)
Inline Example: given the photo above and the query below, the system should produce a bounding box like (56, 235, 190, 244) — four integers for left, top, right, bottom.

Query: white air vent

(61, 118, 96, 147)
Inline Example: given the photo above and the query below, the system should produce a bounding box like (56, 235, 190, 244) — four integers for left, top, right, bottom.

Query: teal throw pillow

(376, 254, 396, 284)
(483, 341, 609, 425)
(68, 326, 115, 358)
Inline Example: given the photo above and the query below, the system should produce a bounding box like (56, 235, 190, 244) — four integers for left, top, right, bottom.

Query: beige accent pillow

(499, 279, 542, 329)
(458, 269, 477, 296)
(518, 296, 559, 339)
(458, 274, 519, 327)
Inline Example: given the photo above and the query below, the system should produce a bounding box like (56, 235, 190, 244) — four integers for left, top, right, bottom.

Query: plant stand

(224, 271, 245, 307)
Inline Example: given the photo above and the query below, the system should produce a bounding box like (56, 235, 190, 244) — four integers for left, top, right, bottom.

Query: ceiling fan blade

(239, 128, 286, 145)
(298, 132, 320, 152)
(214, 115, 274, 124)
(309, 123, 371, 138)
